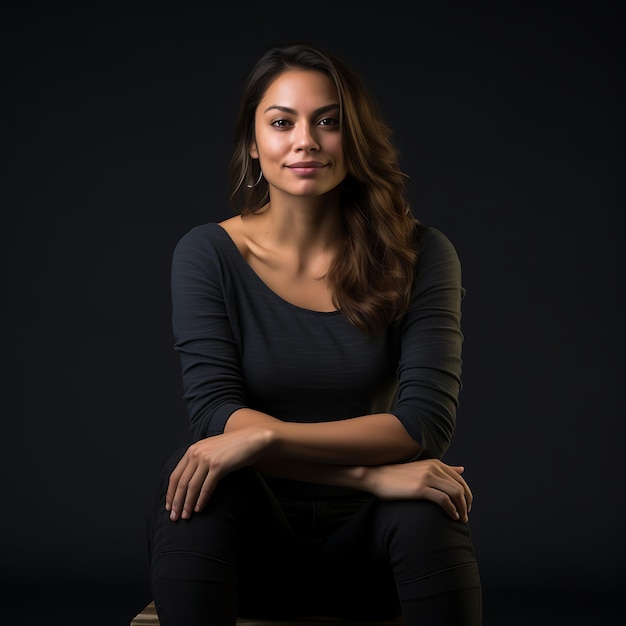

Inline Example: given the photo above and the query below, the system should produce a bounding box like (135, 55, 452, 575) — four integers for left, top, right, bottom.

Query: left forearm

(226, 408, 420, 466)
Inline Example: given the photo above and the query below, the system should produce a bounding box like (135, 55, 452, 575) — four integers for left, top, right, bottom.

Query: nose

(294, 123, 319, 152)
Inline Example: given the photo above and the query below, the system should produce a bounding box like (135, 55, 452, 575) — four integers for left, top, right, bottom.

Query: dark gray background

(2, 1, 621, 624)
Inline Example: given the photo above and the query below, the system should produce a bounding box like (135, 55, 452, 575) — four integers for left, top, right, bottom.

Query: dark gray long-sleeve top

(171, 222, 465, 496)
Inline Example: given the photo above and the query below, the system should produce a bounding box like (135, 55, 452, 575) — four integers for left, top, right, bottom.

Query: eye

(271, 119, 291, 128)
(318, 117, 339, 127)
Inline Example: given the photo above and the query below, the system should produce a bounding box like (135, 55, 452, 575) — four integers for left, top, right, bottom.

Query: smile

(287, 162, 326, 175)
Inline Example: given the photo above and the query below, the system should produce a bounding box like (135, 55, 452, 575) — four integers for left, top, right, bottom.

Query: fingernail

(170, 510, 176, 521)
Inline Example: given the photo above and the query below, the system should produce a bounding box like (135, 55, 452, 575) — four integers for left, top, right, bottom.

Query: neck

(260, 188, 342, 252)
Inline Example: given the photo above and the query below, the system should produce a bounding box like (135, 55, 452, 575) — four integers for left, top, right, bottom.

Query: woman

(148, 42, 482, 625)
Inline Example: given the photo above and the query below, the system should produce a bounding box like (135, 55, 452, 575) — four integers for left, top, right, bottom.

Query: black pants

(148, 448, 482, 626)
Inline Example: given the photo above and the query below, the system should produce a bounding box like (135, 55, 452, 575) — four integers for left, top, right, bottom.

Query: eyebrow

(263, 103, 340, 115)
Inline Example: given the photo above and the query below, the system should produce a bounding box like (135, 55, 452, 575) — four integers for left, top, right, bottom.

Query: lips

(287, 161, 326, 175)
(288, 161, 325, 168)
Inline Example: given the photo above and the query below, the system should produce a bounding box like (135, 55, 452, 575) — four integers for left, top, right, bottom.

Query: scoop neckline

(211, 223, 342, 317)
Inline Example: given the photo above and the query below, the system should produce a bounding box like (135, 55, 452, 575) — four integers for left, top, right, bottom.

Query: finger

(180, 474, 205, 520)
(170, 460, 200, 521)
(441, 465, 473, 513)
(431, 476, 469, 522)
(165, 454, 189, 512)
(458, 476, 473, 513)
(453, 474, 472, 513)
(194, 469, 221, 513)
(422, 486, 460, 520)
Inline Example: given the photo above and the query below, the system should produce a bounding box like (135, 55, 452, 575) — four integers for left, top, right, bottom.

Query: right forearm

(253, 456, 473, 522)
(253, 455, 370, 493)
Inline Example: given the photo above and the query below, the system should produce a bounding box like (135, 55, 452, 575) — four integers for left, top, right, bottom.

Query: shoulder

(174, 222, 233, 260)
(414, 223, 461, 268)
(411, 223, 463, 295)
(171, 222, 242, 282)
(176, 222, 223, 247)
(175, 215, 250, 260)
(217, 215, 249, 257)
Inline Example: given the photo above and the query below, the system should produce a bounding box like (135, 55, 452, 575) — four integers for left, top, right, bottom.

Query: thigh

(148, 448, 316, 618)
(312, 498, 481, 618)
(148, 447, 293, 570)
(372, 498, 480, 581)
(372, 499, 482, 624)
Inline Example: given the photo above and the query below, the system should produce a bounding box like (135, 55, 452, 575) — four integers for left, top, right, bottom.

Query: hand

(166, 426, 272, 521)
(362, 459, 473, 522)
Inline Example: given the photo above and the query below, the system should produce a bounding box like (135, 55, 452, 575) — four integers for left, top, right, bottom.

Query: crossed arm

(165, 409, 472, 524)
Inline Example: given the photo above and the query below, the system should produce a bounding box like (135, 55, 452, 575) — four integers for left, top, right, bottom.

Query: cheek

(254, 128, 285, 158)
(326, 135, 344, 158)
(263, 136, 285, 156)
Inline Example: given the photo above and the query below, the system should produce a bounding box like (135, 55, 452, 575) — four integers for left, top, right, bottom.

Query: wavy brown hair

(228, 43, 419, 336)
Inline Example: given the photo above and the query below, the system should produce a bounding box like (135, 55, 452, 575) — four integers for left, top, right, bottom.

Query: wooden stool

(130, 601, 404, 625)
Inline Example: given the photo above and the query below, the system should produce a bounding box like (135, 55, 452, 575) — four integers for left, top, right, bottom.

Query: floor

(0, 584, 621, 625)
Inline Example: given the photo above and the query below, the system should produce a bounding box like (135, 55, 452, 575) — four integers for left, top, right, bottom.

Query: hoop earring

(246, 170, 263, 188)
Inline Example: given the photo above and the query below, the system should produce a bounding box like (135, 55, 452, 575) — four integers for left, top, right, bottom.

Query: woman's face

(250, 69, 347, 198)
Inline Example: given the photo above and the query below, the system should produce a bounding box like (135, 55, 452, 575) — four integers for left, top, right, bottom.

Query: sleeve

(390, 227, 465, 460)
(170, 226, 248, 440)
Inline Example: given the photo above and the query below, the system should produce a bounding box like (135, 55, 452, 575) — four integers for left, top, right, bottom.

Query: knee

(150, 468, 268, 562)
(376, 500, 476, 568)
(378, 499, 449, 538)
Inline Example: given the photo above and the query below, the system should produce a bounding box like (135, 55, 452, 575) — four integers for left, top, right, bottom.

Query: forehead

(259, 69, 339, 111)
